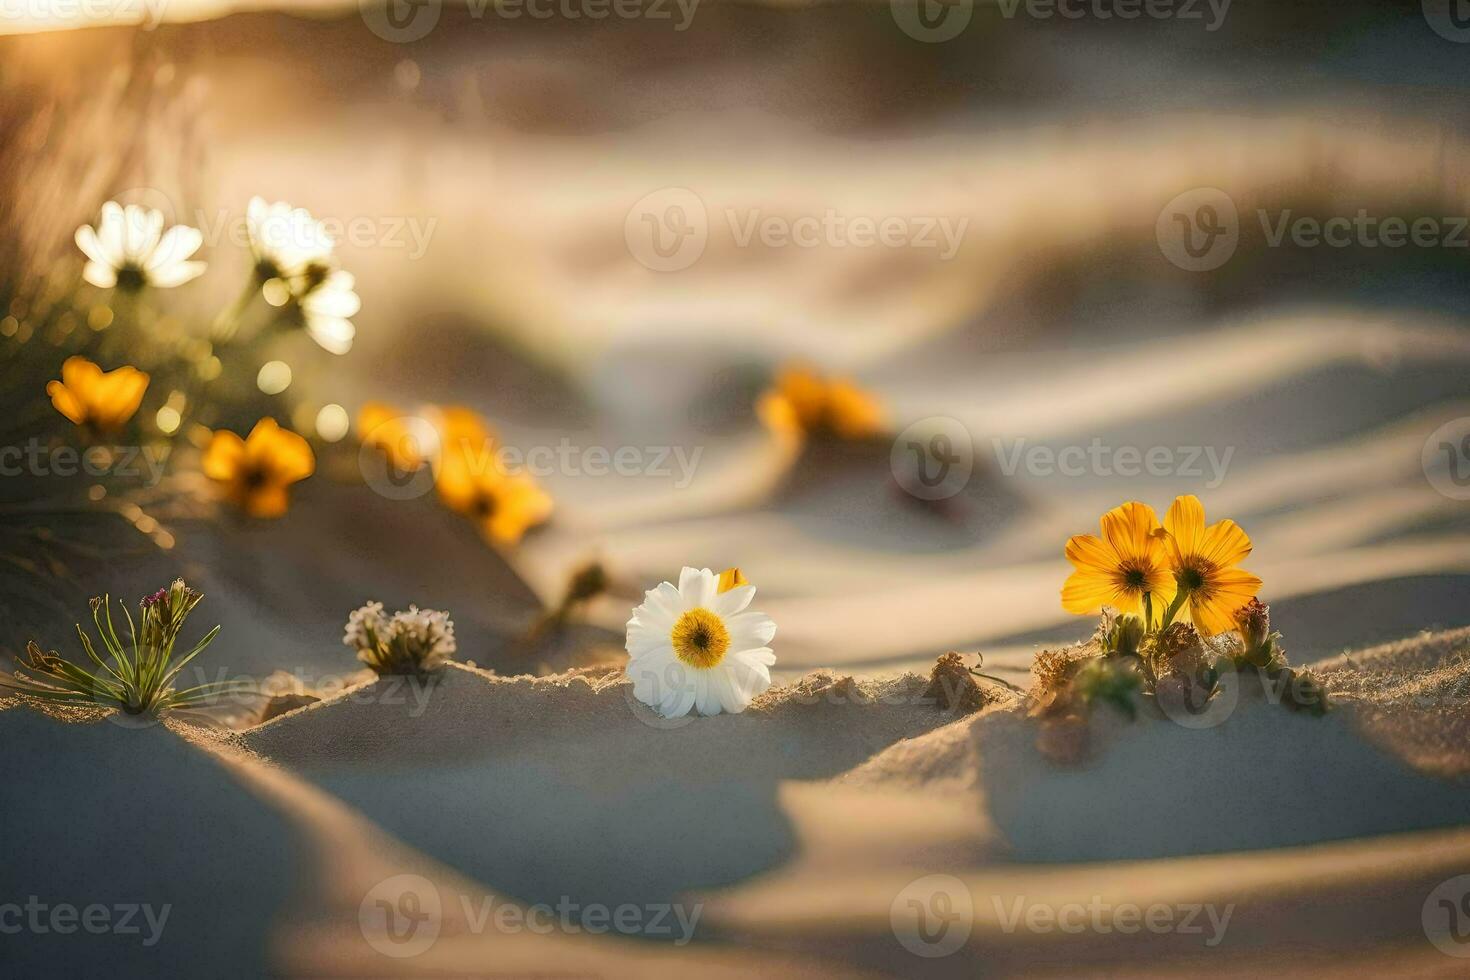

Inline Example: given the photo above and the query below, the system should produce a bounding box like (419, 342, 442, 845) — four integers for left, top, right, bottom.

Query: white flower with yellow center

(625, 566, 775, 718)
(245, 196, 336, 282)
(75, 202, 206, 291)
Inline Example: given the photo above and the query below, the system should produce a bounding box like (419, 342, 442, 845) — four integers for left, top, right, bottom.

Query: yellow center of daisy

(671, 608, 729, 669)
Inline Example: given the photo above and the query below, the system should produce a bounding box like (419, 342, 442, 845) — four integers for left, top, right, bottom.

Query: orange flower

(46, 356, 148, 433)
(202, 418, 315, 518)
(1162, 495, 1262, 636)
(1061, 501, 1176, 626)
(438, 467, 552, 546)
(756, 364, 885, 441)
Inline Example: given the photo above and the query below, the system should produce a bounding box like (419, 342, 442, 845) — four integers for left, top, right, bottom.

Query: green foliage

(0, 578, 245, 715)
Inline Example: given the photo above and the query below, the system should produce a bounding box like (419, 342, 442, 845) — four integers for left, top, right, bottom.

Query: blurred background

(2, 0, 1469, 704)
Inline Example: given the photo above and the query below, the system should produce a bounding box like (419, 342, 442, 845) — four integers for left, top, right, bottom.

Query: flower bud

(1106, 613, 1145, 657)
(1235, 598, 1270, 652)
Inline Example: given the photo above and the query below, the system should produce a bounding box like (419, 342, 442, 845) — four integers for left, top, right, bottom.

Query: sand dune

(9, 626, 1468, 976)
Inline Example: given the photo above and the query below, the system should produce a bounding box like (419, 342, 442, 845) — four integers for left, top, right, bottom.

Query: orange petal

(258, 424, 315, 485)
(1164, 494, 1207, 561)
(244, 484, 290, 519)
(60, 356, 100, 393)
(1064, 533, 1118, 575)
(1061, 568, 1118, 616)
(1099, 501, 1160, 563)
(47, 381, 86, 425)
(201, 430, 247, 481)
(717, 567, 748, 593)
(1200, 518, 1252, 568)
(1191, 567, 1263, 635)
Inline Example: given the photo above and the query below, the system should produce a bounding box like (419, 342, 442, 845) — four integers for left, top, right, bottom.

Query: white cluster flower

(388, 605, 457, 668)
(343, 600, 389, 651)
(343, 600, 456, 675)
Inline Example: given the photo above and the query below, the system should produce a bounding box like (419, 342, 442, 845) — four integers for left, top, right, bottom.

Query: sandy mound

(689, 629, 1470, 975)
(238, 663, 965, 911)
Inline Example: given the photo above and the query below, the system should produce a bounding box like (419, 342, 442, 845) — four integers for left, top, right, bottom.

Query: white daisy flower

(625, 566, 776, 718)
(246, 196, 336, 282)
(296, 268, 359, 355)
(75, 201, 206, 291)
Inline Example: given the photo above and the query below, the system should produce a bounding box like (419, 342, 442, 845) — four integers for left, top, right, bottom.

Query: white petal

(306, 316, 355, 354)
(75, 224, 111, 267)
(694, 672, 723, 716)
(302, 275, 360, 317)
(627, 648, 676, 705)
(626, 614, 672, 658)
(677, 566, 716, 610)
(726, 610, 776, 651)
(657, 670, 698, 719)
(97, 202, 127, 263)
(147, 225, 203, 272)
(725, 651, 774, 701)
(83, 261, 117, 289)
(149, 260, 206, 288)
(121, 205, 163, 262)
(710, 584, 755, 617)
(711, 669, 748, 713)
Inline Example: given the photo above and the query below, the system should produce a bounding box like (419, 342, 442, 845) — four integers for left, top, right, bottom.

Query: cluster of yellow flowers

(357, 401, 552, 546)
(1061, 495, 1262, 636)
(46, 343, 885, 543)
(47, 355, 317, 519)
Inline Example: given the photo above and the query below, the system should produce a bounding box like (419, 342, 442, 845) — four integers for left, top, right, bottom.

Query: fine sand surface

(7, 626, 1470, 976)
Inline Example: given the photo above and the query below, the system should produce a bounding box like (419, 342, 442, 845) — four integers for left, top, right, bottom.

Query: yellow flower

(356, 402, 496, 481)
(357, 401, 433, 472)
(438, 467, 552, 546)
(202, 418, 315, 518)
(46, 356, 149, 433)
(1162, 495, 1262, 636)
(1061, 501, 1176, 626)
(717, 567, 748, 593)
(756, 364, 885, 441)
